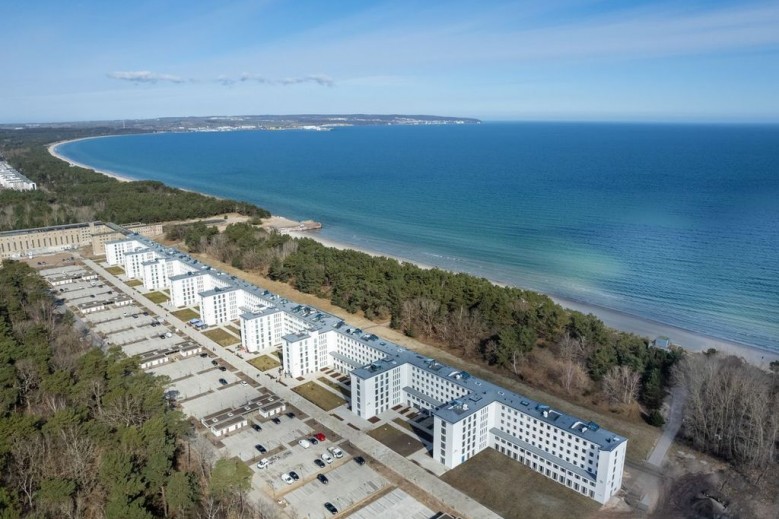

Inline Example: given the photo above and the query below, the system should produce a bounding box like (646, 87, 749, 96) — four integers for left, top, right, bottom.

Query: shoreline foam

(49, 138, 779, 368)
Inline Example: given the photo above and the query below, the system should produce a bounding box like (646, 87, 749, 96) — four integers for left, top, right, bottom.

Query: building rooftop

(118, 232, 626, 451)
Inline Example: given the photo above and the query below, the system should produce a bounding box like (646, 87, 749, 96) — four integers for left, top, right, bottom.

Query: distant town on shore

(1, 114, 482, 133)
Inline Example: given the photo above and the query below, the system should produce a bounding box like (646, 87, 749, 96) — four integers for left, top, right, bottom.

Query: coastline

(49, 138, 779, 368)
(288, 230, 779, 368)
(48, 137, 136, 183)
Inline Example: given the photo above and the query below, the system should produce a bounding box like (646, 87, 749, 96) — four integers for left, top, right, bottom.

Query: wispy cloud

(107, 71, 185, 84)
(239, 73, 334, 86)
(109, 71, 334, 87)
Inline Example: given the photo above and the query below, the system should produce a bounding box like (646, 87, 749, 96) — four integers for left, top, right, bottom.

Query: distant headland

(1, 114, 481, 133)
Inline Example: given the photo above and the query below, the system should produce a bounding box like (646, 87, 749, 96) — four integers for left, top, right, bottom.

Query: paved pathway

(83, 257, 501, 519)
(646, 385, 688, 468)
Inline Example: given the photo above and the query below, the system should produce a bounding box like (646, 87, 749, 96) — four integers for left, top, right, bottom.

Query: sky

(2, 0, 779, 123)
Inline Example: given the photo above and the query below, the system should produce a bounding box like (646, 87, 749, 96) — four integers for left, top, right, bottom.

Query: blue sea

(57, 123, 779, 353)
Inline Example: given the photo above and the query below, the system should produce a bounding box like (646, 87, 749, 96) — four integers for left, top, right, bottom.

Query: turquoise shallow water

(57, 123, 779, 352)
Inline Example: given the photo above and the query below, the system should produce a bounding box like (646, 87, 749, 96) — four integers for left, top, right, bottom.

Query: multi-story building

(0, 161, 36, 191)
(1, 222, 162, 260)
(105, 232, 627, 504)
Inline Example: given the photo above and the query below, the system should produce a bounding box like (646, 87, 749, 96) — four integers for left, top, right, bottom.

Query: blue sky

(2, 0, 778, 123)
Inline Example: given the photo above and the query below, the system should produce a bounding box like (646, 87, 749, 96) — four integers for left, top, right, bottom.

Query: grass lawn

(292, 381, 346, 411)
(105, 266, 124, 275)
(441, 449, 600, 519)
(368, 424, 426, 457)
(248, 355, 281, 371)
(318, 377, 351, 399)
(172, 308, 200, 321)
(225, 325, 241, 336)
(203, 328, 240, 347)
(145, 291, 170, 304)
(126, 279, 143, 287)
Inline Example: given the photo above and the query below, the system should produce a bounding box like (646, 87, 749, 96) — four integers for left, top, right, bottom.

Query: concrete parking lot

(281, 462, 389, 517)
(181, 382, 261, 417)
(83, 307, 135, 324)
(345, 488, 433, 519)
(149, 355, 216, 380)
(220, 427, 290, 462)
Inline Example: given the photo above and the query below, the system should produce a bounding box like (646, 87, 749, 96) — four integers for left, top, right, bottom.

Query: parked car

(324, 502, 338, 514)
(271, 417, 281, 424)
(328, 447, 344, 459)
(251, 423, 262, 432)
(286, 412, 295, 419)
(219, 366, 227, 371)
(354, 456, 366, 466)
(211, 360, 219, 366)
(254, 444, 267, 453)
(317, 474, 329, 485)
(298, 439, 311, 449)
(321, 453, 333, 464)
(309, 437, 319, 445)
(218, 378, 227, 385)
(199, 352, 208, 358)
(314, 432, 326, 442)
(289, 471, 299, 481)
(256, 459, 269, 469)
(314, 459, 326, 468)
(280, 473, 293, 485)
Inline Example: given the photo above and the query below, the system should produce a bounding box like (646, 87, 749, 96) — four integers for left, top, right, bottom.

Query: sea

(56, 123, 779, 354)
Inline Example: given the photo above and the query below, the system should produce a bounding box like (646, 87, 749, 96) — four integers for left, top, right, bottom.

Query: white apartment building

(0, 161, 36, 191)
(104, 233, 627, 504)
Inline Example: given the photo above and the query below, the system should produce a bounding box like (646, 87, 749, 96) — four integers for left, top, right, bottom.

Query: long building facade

(105, 232, 627, 504)
(1, 221, 162, 259)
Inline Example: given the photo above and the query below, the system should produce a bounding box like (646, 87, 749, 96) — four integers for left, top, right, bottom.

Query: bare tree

(675, 354, 778, 469)
(602, 365, 641, 405)
(559, 359, 589, 395)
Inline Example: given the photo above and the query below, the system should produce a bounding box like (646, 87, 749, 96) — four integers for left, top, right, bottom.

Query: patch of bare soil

(650, 450, 778, 519)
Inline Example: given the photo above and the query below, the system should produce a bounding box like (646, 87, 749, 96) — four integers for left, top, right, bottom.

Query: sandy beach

(48, 140, 779, 369)
(48, 138, 135, 182)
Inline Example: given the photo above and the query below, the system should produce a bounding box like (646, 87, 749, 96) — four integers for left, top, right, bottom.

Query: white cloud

(108, 71, 334, 87)
(107, 71, 185, 83)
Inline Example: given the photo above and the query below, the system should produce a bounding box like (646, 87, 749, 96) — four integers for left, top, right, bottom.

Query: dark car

(218, 378, 227, 385)
(314, 459, 326, 468)
(251, 423, 262, 432)
(309, 437, 319, 445)
(211, 360, 219, 366)
(286, 412, 295, 419)
(354, 456, 366, 466)
(324, 502, 338, 515)
(219, 366, 227, 371)
(289, 471, 300, 481)
(199, 352, 208, 358)
(317, 474, 329, 485)
(254, 444, 267, 453)
(271, 417, 281, 424)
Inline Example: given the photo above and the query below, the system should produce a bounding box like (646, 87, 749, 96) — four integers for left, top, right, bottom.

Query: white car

(321, 452, 334, 464)
(256, 458, 269, 469)
(298, 439, 311, 449)
(280, 473, 293, 485)
(328, 447, 344, 459)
